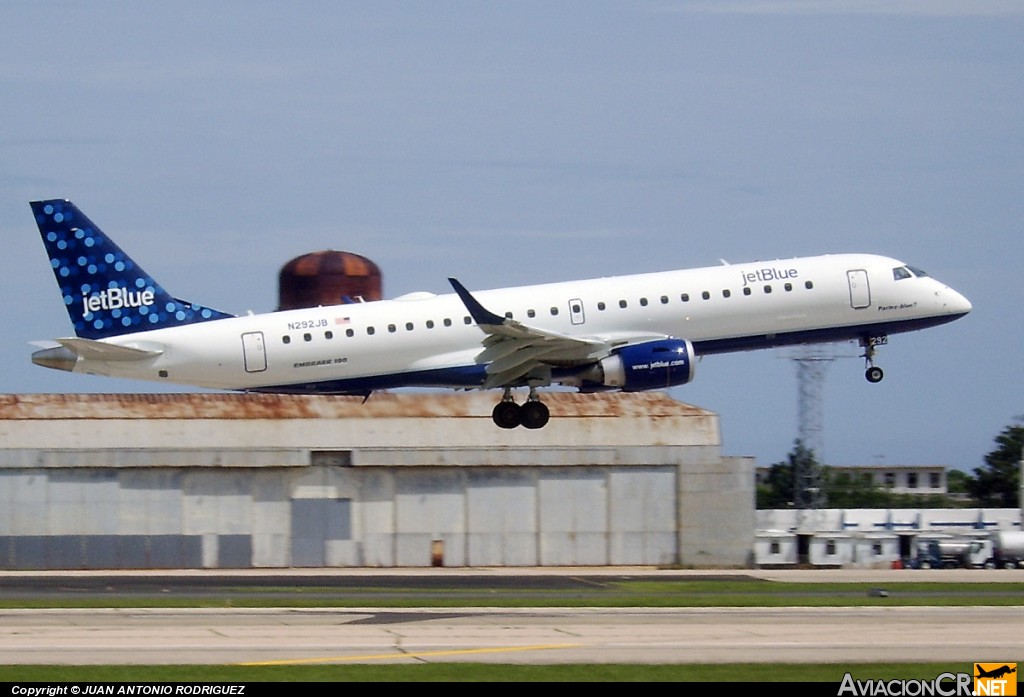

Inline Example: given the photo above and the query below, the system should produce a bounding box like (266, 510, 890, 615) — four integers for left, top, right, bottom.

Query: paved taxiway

(0, 569, 1022, 665)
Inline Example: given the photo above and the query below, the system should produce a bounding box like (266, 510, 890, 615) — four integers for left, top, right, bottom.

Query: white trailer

(986, 531, 1024, 569)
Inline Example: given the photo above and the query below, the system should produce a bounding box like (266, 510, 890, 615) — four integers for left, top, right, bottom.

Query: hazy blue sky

(2, 1, 1021, 471)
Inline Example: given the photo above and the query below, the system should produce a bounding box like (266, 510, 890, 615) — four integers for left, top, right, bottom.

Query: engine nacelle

(572, 338, 696, 392)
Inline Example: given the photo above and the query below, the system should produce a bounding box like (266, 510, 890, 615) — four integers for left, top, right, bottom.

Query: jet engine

(568, 338, 696, 392)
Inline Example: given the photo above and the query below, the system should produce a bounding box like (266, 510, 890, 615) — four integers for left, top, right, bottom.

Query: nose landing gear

(860, 336, 887, 383)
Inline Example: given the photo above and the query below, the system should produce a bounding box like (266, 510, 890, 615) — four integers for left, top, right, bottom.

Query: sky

(1, 1, 1021, 471)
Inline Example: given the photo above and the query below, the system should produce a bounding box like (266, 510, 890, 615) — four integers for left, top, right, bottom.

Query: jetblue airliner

(29, 199, 971, 429)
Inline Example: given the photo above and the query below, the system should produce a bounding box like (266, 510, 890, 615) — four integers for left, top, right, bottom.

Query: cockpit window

(894, 265, 931, 281)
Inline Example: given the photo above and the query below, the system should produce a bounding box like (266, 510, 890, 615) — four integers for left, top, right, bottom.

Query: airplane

(975, 665, 1017, 680)
(28, 199, 972, 430)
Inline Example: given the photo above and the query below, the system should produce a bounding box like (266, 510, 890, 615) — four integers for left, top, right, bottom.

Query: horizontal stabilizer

(32, 337, 162, 372)
(58, 338, 162, 361)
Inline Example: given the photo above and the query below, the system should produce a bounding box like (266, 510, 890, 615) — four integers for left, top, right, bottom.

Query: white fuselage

(58, 253, 971, 393)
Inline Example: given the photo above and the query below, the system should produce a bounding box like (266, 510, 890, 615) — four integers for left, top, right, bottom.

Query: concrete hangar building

(0, 391, 755, 570)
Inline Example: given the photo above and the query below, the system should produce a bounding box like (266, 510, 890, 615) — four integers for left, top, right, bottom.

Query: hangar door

(291, 498, 351, 567)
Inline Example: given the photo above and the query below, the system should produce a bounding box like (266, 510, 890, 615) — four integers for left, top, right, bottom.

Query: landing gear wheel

(520, 401, 550, 430)
(860, 336, 887, 385)
(492, 401, 521, 429)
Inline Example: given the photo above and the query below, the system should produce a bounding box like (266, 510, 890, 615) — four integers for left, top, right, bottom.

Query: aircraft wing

(448, 278, 662, 389)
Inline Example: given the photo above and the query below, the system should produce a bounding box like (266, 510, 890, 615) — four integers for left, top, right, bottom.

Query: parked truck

(984, 531, 1024, 569)
(909, 537, 992, 569)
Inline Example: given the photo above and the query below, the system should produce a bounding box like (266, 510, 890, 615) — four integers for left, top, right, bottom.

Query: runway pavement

(0, 606, 1021, 665)
(0, 568, 1021, 665)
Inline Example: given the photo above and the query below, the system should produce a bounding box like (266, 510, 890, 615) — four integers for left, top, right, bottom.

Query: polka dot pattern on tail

(31, 200, 233, 340)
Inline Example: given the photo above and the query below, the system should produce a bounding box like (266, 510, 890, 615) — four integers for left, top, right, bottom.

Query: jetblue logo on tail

(31, 199, 234, 339)
(83, 287, 156, 316)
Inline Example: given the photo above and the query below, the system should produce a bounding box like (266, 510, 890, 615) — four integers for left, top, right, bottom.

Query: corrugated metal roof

(0, 391, 713, 421)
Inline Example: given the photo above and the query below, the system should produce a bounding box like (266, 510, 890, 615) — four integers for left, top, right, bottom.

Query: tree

(946, 468, 969, 495)
(823, 469, 889, 508)
(966, 424, 1023, 507)
(756, 440, 826, 509)
(757, 457, 795, 509)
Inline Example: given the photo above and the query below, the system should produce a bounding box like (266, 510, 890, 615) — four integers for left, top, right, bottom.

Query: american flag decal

(335, 316, 351, 325)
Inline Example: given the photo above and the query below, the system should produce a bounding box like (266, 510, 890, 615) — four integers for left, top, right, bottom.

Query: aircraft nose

(945, 287, 972, 315)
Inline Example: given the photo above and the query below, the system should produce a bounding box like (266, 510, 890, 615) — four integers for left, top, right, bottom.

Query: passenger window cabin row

(280, 279, 816, 345)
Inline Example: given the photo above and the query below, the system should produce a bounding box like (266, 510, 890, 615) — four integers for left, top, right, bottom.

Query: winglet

(448, 278, 506, 326)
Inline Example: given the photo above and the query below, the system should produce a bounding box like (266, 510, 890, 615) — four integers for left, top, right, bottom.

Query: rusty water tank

(278, 251, 383, 310)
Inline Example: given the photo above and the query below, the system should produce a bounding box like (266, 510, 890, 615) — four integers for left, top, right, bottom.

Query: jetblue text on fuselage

(741, 266, 799, 287)
(82, 287, 155, 317)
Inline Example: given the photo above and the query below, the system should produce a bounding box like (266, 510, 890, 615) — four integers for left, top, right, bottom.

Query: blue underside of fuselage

(690, 312, 966, 356)
(248, 364, 488, 395)
(245, 313, 967, 396)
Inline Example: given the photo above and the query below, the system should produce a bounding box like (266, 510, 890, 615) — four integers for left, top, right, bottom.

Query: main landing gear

(860, 335, 887, 384)
(492, 386, 550, 429)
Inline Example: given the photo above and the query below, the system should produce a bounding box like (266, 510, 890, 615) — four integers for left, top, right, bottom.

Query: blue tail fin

(31, 199, 234, 340)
